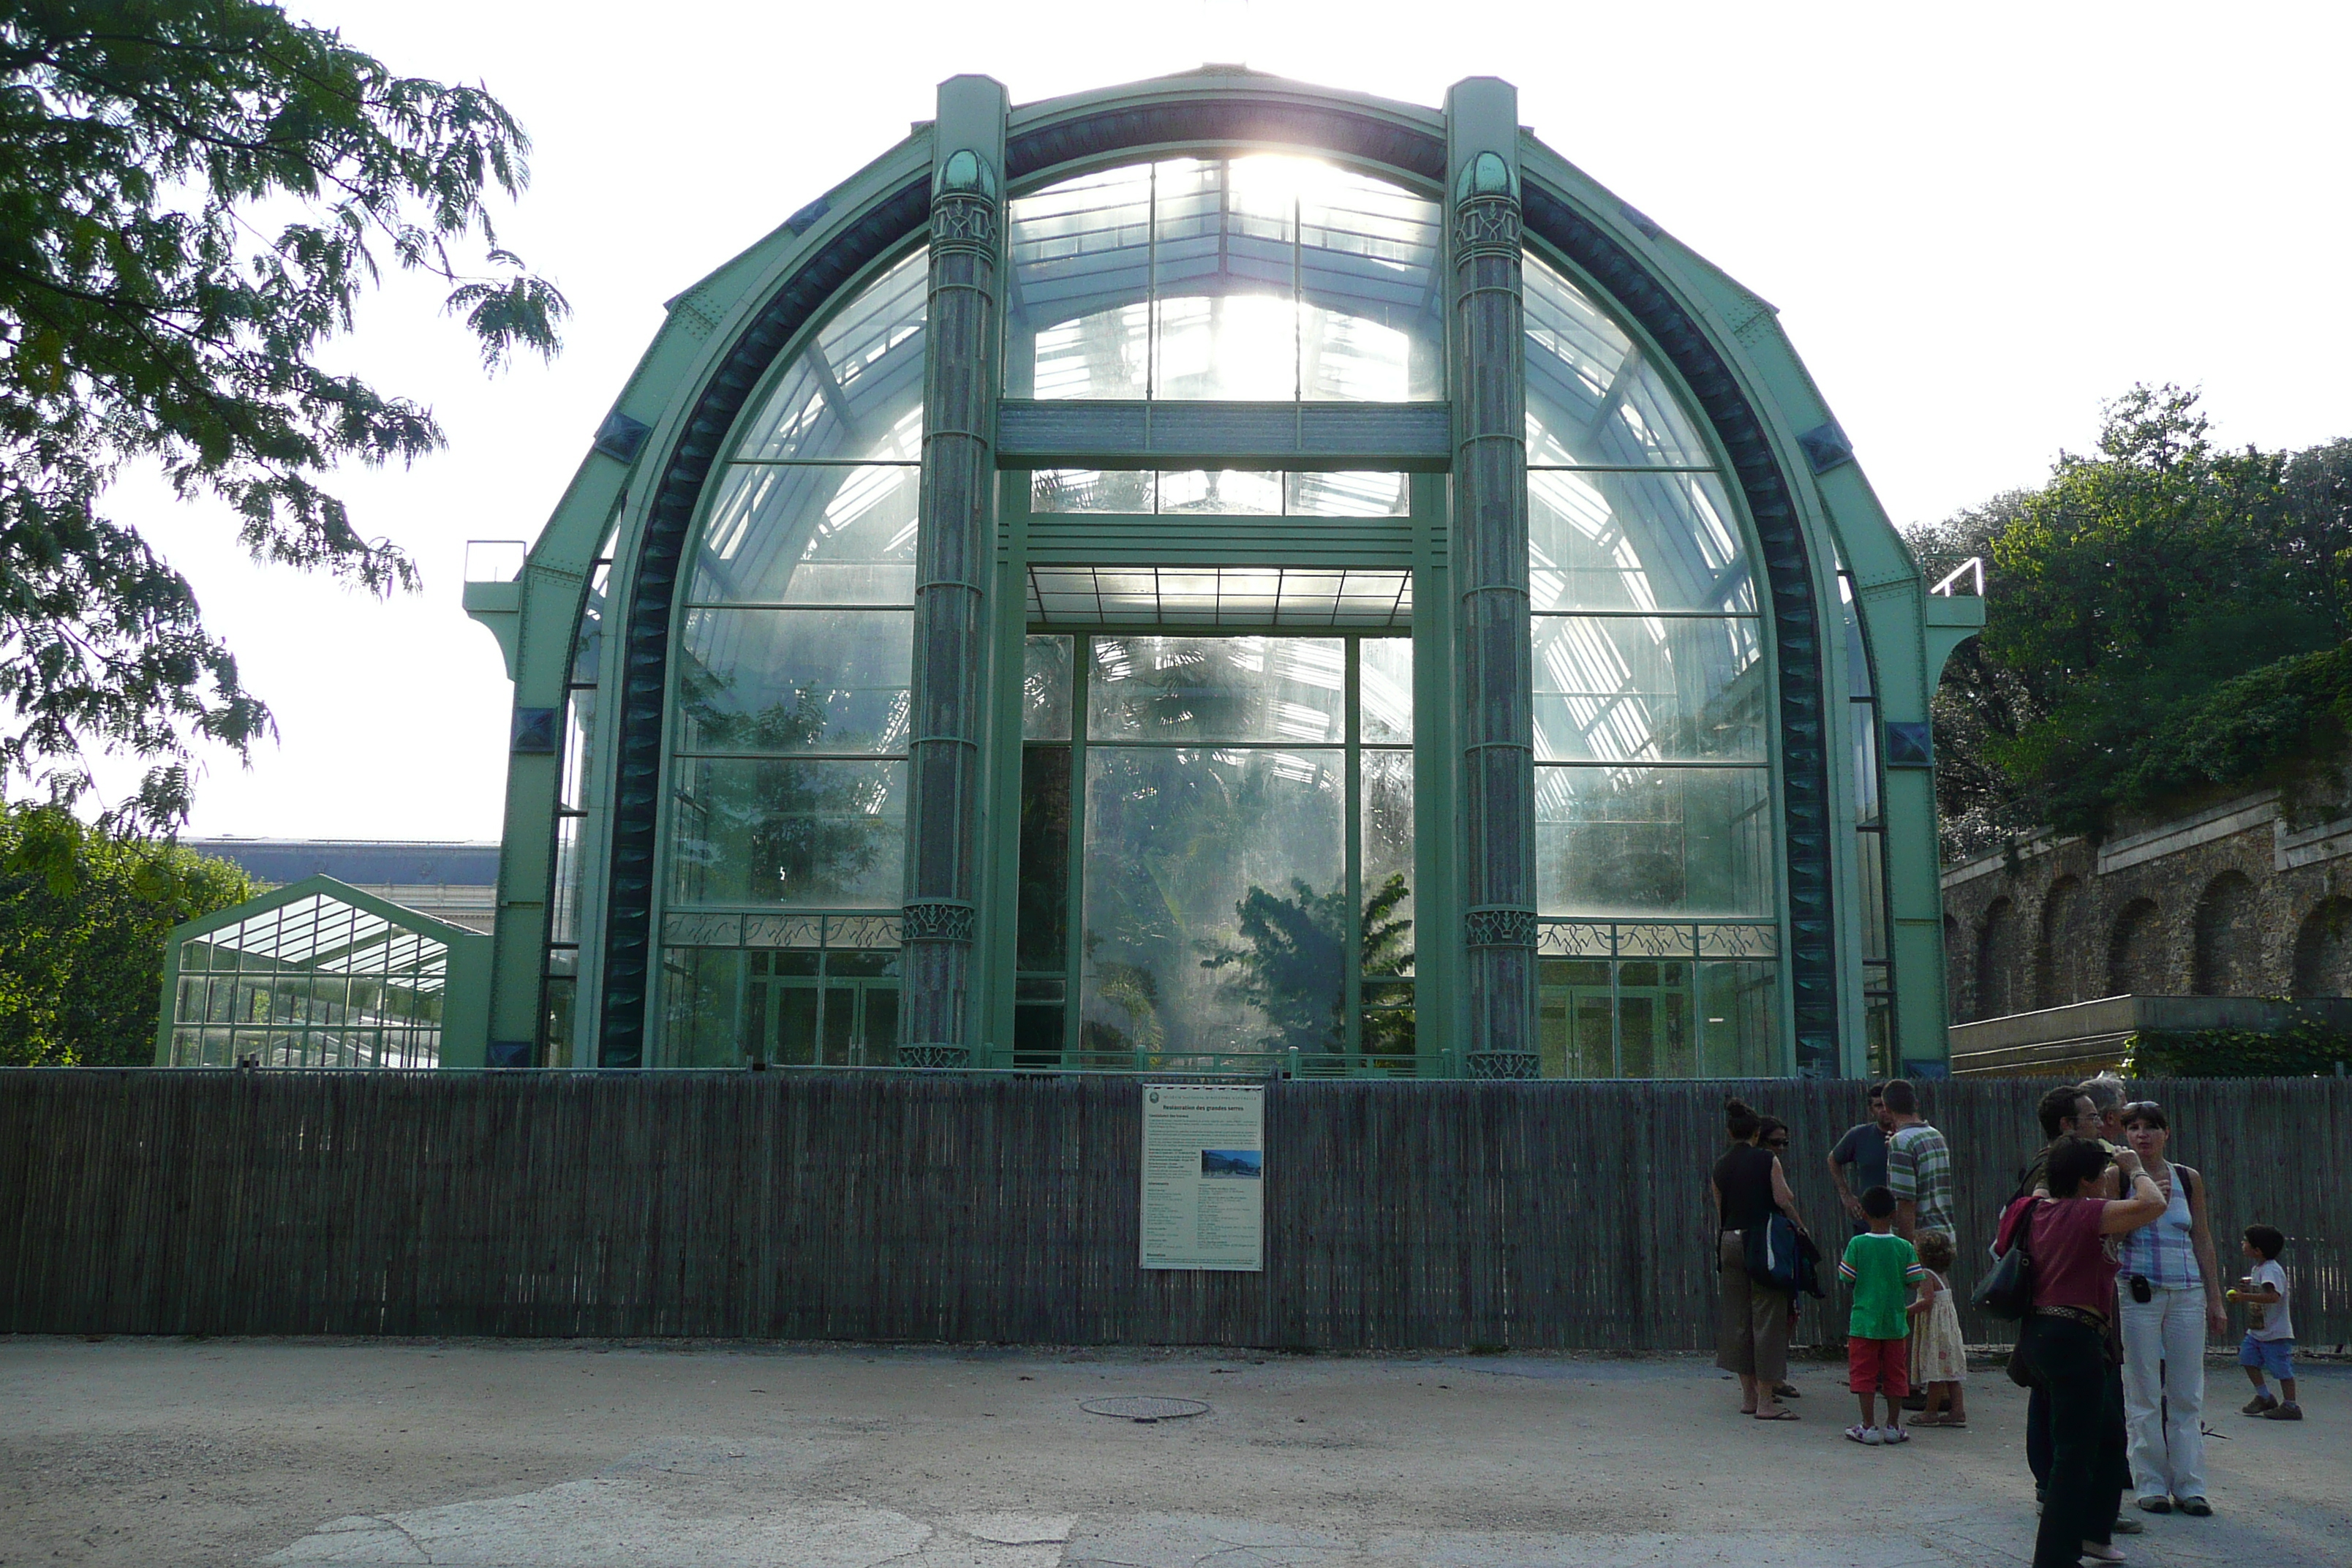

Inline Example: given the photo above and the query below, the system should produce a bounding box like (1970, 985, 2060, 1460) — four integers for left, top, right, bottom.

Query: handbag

(1973, 1196, 2037, 1322)
(1744, 1213, 1802, 1293)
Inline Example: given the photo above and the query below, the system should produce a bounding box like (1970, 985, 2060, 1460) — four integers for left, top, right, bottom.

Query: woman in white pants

(2117, 1102, 2227, 1516)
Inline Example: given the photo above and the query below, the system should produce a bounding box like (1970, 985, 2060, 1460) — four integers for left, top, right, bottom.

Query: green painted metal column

(1446, 78, 1539, 1079)
(900, 76, 1009, 1068)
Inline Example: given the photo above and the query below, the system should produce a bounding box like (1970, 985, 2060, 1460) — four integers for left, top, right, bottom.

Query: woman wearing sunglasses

(2117, 1101, 2226, 1518)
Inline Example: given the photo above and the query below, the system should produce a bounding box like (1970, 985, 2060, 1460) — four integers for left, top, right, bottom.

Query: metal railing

(1930, 556, 1985, 596)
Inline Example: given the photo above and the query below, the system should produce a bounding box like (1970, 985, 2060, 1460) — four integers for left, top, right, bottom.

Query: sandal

(1772, 1382, 1802, 1398)
(1753, 1407, 1799, 1421)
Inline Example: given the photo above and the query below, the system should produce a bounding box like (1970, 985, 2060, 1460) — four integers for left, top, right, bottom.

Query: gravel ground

(0, 1337, 2342, 1567)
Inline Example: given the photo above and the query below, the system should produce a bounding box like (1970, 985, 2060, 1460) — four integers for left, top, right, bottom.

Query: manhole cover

(1079, 1395, 1210, 1423)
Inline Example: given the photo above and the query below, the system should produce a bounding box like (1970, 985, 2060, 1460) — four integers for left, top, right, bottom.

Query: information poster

(1139, 1084, 1265, 1272)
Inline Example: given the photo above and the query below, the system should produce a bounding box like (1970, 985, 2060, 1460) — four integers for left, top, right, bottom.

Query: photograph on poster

(1202, 1149, 1262, 1178)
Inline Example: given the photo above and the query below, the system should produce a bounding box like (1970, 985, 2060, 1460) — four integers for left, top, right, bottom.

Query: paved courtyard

(0, 1338, 2342, 1567)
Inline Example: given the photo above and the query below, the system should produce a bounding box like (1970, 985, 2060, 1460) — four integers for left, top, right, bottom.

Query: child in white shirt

(2225, 1224, 2299, 1420)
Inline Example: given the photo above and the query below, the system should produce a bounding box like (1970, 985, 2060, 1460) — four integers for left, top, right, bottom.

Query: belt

(2032, 1305, 2108, 1330)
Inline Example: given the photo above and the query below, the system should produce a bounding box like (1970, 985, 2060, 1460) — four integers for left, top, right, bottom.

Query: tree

(0, 799, 255, 1064)
(1910, 388, 2352, 853)
(1200, 872, 1414, 1056)
(1, 1, 565, 827)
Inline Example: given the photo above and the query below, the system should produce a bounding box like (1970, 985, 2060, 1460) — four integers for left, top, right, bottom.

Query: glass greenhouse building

(465, 70, 1983, 1079)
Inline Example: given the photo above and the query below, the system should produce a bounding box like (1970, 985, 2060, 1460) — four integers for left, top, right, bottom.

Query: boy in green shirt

(1839, 1186, 1925, 1446)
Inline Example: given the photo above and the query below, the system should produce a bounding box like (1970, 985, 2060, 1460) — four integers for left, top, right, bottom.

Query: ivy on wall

(2121, 1020, 2352, 1079)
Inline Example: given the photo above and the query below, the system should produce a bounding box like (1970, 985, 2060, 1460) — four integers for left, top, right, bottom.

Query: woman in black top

(1711, 1097, 1806, 1419)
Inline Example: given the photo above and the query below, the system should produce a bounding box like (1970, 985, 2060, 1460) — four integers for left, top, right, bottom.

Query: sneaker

(1877, 1424, 1909, 1444)
(1846, 1423, 1882, 1445)
(2176, 1497, 2212, 1517)
(2242, 1392, 2277, 1415)
(2135, 1496, 2172, 1514)
(2264, 1402, 2303, 1421)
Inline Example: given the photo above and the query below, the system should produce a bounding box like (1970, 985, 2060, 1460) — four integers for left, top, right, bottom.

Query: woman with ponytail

(1711, 1097, 1808, 1419)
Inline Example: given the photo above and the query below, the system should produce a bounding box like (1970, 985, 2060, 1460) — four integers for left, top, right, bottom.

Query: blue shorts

(2239, 1334, 2294, 1380)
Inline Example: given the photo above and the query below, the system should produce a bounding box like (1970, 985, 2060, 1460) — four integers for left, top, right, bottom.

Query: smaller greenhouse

(156, 877, 490, 1069)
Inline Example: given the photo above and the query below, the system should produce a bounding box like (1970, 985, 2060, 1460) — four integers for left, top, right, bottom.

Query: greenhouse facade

(465, 69, 1982, 1080)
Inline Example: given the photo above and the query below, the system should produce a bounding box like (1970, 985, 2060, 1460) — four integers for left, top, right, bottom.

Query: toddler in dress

(1907, 1229, 1968, 1427)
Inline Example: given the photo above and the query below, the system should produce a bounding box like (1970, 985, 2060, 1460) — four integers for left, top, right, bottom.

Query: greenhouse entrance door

(749, 951, 900, 1067)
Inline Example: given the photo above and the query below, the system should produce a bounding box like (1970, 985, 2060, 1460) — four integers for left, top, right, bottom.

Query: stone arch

(2291, 896, 2352, 998)
(2035, 876, 2087, 1009)
(1975, 897, 2018, 1020)
(2107, 898, 2164, 997)
(2191, 871, 2262, 996)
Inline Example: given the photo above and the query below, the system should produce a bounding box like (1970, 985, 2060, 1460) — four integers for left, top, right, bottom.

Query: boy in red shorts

(1839, 1186, 1924, 1445)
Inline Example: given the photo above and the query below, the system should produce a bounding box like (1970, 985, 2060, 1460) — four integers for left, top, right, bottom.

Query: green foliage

(0, 1, 565, 827)
(0, 799, 255, 1064)
(2120, 1020, 2352, 1079)
(1912, 388, 2352, 853)
(1200, 872, 1414, 1055)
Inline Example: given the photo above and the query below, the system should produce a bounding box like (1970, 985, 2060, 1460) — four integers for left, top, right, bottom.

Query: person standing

(1710, 1097, 1806, 1421)
(1839, 1187, 1923, 1445)
(2017, 1084, 2106, 1500)
(2115, 1101, 2225, 1516)
(2229, 1224, 2302, 1420)
(1827, 1082, 1892, 1232)
(1883, 1079, 1956, 1243)
(1998, 1136, 2168, 1568)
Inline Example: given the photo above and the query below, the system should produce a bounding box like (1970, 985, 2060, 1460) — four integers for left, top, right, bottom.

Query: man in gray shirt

(1826, 1082, 1892, 1231)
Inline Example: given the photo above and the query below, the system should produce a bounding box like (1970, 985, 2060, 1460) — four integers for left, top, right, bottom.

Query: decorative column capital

(902, 900, 977, 942)
(1450, 192, 1521, 259)
(1465, 907, 1537, 949)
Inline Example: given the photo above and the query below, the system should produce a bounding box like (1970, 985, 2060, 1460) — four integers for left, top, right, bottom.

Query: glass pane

(862, 986, 900, 1067)
(1360, 637, 1413, 743)
(572, 559, 609, 685)
(1523, 253, 1712, 467)
(1700, 960, 1779, 1075)
(559, 687, 597, 812)
(1538, 959, 1614, 1078)
(1031, 468, 1153, 513)
(675, 608, 912, 755)
(1153, 157, 1297, 401)
(1007, 163, 1153, 400)
(1157, 470, 1284, 515)
(761, 972, 821, 1066)
(1852, 701, 1883, 826)
(733, 251, 927, 460)
(1535, 764, 1774, 917)
(1088, 636, 1344, 742)
(1081, 746, 1344, 1055)
(1840, 575, 1874, 698)
(1864, 983, 1894, 1080)
(1858, 827, 1889, 963)
(1528, 470, 1754, 614)
(1022, 636, 1073, 741)
(660, 946, 742, 1068)
(1616, 960, 1693, 1078)
(1017, 745, 1071, 971)
(1012, 156, 1441, 404)
(1532, 615, 1765, 763)
(550, 814, 583, 943)
(1286, 471, 1409, 517)
(1362, 747, 1414, 979)
(692, 463, 919, 605)
(1297, 161, 1442, 402)
(668, 757, 906, 908)
(822, 986, 855, 1065)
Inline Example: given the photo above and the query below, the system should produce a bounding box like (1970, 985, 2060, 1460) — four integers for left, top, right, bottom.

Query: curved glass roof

(1006, 156, 1443, 402)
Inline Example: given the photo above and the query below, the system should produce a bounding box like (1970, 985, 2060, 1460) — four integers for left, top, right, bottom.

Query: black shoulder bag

(1972, 1196, 2036, 1322)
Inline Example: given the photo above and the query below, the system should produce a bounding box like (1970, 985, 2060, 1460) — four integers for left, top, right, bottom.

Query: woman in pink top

(1997, 1135, 2166, 1568)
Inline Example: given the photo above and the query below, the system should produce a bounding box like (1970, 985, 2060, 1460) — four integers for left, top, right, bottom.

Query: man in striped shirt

(1882, 1078, 1956, 1243)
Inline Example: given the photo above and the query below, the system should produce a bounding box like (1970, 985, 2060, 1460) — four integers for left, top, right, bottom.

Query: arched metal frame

(594, 93, 1834, 1071)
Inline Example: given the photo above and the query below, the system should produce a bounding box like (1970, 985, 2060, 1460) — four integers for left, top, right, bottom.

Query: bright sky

(99, 0, 2352, 841)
